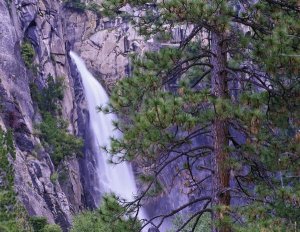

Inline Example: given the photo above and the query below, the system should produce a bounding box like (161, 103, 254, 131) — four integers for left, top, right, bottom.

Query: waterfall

(69, 51, 142, 208)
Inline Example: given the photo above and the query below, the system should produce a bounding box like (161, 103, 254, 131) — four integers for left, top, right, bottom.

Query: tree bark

(211, 30, 231, 232)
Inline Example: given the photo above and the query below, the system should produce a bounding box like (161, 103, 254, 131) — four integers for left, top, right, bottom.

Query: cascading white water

(70, 51, 141, 205)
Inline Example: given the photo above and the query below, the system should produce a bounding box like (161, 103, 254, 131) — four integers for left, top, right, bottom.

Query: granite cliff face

(0, 0, 188, 230)
(64, 6, 146, 91)
(0, 0, 81, 229)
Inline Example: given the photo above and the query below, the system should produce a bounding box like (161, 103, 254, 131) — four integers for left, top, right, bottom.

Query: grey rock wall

(63, 9, 147, 92)
(0, 0, 84, 230)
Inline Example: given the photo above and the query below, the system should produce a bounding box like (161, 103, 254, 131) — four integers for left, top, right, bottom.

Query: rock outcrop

(64, 8, 146, 92)
(0, 0, 83, 229)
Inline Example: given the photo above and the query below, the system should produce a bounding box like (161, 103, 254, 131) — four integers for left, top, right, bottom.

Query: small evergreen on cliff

(30, 74, 83, 166)
(0, 129, 32, 231)
(101, 0, 300, 231)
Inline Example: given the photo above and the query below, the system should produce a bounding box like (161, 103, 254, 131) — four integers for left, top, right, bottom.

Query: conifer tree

(102, 1, 300, 231)
(71, 195, 140, 232)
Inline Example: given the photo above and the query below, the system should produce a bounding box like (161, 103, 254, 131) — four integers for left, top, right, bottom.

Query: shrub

(0, 129, 30, 232)
(0, 225, 10, 232)
(64, 0, 86, 12)
(21, 41, 35, 69)
(71, 211, 106, 232)
(30, 74, 64, 115)
(50, 172, 59, 183)
(30, 74, 83, 166)
(58, 168, 69, 183)
(42, 224, 62, 232)
(29, 217, 62, 232)
(86, 3, 101, 15)
(29, 216, 48, 232)
(39, 113, 83, 166)
(168, 213, 211, 232)
(64, 0, 101, 15)
(71, 195, 141, 232)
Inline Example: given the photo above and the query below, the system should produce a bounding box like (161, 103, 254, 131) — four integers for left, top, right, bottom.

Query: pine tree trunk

(211, 30, 231, 232)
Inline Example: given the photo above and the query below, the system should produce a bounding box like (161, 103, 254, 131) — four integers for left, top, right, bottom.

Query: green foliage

(30, 74, 64, 115)
(64, 0, 101, 15)
(29, 217, 62, 232)
(0, 128, 31, 232)
(50, 172, 59, 183)
(30, 74, 83, 166)
(102, 0, 300, 230)
(63, 0, 86, 11)
(29, 216, 48, 232)
(38, 113, 83, 166)
(106, 48, 214, 161)
(86, 2, 101, 15)
(57, 168, 69, 183)
(41, 224, 62, 232)
(233, 202, 299, 232)
(168, 213, 211, 232)
(71, 195, 141, 232)
(21, 41, 35, 69)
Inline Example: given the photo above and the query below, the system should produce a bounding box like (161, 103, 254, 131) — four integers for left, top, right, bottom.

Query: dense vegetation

(100, 0, 300, 231)
(41, 224, 62, 232)
(71, 195, 140, 232)
(29, 217, 48, 232)
(0, 129, 32, 231)
(21, 41, 35, 70)
(29, 216, 62, 232)
(63, 0, 101, 15)
(0, 129, 62, 232)
(168, 213, 211, 232)
(38, 112, 83, 165)
(30, 74, 83, 166)
(63, 0, 86, 11)
(30, 75, 64, 114)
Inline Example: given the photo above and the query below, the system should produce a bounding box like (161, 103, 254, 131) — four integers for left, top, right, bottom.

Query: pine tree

(71, 195, 141, 232)
(102, 1, 300, 231)
(0, 129, 32, 231)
